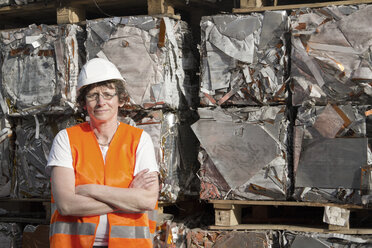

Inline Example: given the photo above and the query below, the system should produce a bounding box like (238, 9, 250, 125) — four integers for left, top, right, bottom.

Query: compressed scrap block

(86, 16, 197, 110)
(121, 110, 199, 203)
(285, 232, 372, 248)
(192, 106, 289, 200)
(200, 11, 289, 107)
(0, 0, 10, 7)
(14, 115, 77, 198)
(0, 223, 22, 248)
(0, 24, 83, 115)
(293, 103, 372, 204)
(291, 5, 372, 106)
(0, 117, 12, 197)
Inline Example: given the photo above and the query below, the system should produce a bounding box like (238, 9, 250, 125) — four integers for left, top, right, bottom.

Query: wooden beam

(209, 224, 372, 235)
(209, 200, 367, 209)
(57, 5, 86, 24)
(234, 0, 372, 13)
(214, 204, 242, 226)
(148, 0, 174, 15)
(240, 0, 263, 8)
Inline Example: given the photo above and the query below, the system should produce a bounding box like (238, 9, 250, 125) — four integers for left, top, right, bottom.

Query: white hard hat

(77, 58, 125, 92)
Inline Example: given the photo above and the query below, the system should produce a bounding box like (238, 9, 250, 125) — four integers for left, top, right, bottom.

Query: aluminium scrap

(120, 110, 199, 203)
(14, 115, 78, 198)
(293, 103, 372, 204)
(86, 16, 197, 110)
(192, 106, 289, 200)
(0, 24, 83, 115)
(200, 11, 289, 106)
(284, 232, 372, 248)
(0, 0, 10, 7)
(0, 117, 12, 198)
(0, 223, 22, 248)
(291, 5, 372, 106)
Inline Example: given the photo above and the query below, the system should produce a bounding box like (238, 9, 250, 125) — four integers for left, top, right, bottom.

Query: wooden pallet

(235, 0, 372, 13)
(0, 198, 51, 224)
(209, 200, 372, 234)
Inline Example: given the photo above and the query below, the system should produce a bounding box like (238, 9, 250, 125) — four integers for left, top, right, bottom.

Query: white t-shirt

(46, 125, 159, 246)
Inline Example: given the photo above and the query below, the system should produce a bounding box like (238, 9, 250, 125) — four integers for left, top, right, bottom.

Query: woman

(46, 58, 159, 248)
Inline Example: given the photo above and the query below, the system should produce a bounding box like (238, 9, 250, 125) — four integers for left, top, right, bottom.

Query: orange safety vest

(49, 122, 157, 248)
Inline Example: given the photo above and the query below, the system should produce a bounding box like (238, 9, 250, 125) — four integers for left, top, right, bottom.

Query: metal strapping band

(110, 225, 151, 239)
(148, 210, 158, 222)
(50, 222, 96, 236)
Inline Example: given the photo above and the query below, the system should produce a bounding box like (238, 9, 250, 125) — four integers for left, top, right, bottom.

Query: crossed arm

(51, 166, 159, 216)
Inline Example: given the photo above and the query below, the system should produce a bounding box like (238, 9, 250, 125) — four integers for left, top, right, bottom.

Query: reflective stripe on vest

(50, 122, 154, 248)
(110, 226, 151, 239)
(50, 221, 96, 236)
(148, 210, 157, 222)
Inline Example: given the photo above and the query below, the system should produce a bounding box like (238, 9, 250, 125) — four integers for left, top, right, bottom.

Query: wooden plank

(215, 205, 242, 226)
(57, 6, 86, 24)
(148, 0, 174, 15)
(209, 200, 366, 209)
(240, 0, 263, 8)
(209, 224, 372, 235)
(233, 0, 372, 13)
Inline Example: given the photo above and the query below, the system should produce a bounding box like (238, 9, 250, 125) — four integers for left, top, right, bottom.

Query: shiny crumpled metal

(0, 222, 22, 248)
(0, 24, 83, 116)
(121, 110, 199, 203)
(86, 16, 197, 110)
(291, 5, 372, 106)
(293, 103, 372, 204)
(283, 231, 372, 248)
(0, 117, 12, 198)
(200, 11, 289, 106)
(0, 0, 10, 7)
(192, 106, 289, 200)
(14, 115, 77, 198)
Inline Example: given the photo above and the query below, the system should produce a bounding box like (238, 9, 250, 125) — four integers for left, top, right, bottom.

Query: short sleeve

(134, 131, 159, 176)
(46, 129, 74, 176)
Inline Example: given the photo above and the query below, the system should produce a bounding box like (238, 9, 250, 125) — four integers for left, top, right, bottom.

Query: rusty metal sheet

(86, 16, 197, 110)
(200, 11, 289, 106)
(291, 5, 372, 106)
(0, 24, 83, 116)
(192, 106, 289, 200)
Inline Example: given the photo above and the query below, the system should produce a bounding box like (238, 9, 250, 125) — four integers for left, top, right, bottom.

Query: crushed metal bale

(192, 106, 289, 200)
(284, 231, 372, 248)
(0, 222, 22, 248)
(0, 117, 12, 198)
(290, 5, 372, 106)
(293, 103, 372, 204)
(0, 24, 83, 115)
(200, 11, 289, 106)
(14, 115, 78, 198)
(86, 16, 197, 110)
(120, 110, 199, 203)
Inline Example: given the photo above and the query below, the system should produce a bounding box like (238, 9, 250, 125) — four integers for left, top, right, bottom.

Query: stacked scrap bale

(0, 24, 83, 198)
(194, 11, 291, 200)
(85, 16, 199, 203)
(291, 5, 372, 205)
(0, 117, 12, 197)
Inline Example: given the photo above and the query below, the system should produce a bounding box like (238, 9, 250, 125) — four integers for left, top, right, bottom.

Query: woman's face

(84, 84, 124, 124)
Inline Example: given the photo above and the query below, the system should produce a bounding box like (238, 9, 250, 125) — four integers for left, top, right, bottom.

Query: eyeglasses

(86, 92, 117, 101)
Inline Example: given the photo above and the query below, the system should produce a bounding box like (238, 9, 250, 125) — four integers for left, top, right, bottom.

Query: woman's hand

(129, 169, 158, 190)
